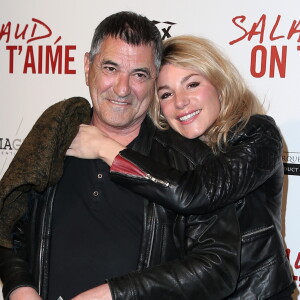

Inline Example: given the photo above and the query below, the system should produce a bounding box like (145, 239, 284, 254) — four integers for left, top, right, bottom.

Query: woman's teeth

(179, 110, 200, 121)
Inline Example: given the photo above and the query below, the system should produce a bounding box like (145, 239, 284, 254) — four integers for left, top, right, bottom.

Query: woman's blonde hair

(149, 35, 265, 152)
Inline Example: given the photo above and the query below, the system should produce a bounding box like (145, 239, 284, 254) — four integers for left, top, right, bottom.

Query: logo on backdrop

(152, 20, 176, 40)
(0, 118, 24, 176)
(282, 151, 300, 176)
(286, 248, 300, 287)
(0, 138, 23, 177)
(0, 137, 22, 153)
(229, 14, 300, 78)
(0, 18, 76, 74)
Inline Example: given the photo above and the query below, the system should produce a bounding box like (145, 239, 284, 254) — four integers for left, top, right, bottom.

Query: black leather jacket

(109, 115, 294, 299)
(0, 116, 241, 300)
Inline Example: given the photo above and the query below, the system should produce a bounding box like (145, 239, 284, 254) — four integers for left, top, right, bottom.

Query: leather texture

(0, 115, 241, 300)
(110, 114, 294, 299)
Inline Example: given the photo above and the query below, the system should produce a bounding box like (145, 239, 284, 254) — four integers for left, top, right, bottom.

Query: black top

(47, 155, 144, 300)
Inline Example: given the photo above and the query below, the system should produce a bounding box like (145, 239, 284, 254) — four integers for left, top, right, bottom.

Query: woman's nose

(174, 93, 190, 109)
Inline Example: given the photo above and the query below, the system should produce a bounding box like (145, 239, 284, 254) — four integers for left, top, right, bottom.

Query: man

(0, 11, 240, 300)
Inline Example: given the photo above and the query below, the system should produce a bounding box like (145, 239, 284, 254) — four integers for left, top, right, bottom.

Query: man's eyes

(102, 67, 149, 80)
(134, 72, 149, 80)
(103, 66, 116, 72)
(136, 73, 147, 78)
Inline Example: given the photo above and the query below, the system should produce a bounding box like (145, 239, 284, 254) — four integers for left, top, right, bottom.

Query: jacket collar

(128, 115, 156, 156)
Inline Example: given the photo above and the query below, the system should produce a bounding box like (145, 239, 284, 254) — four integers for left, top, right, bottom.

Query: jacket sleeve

(0, 214, 37, 300)
(110, 115, 283, 214)
(108, 203, 240, 300)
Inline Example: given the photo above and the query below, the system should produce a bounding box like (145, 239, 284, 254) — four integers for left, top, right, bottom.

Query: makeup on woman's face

(157, 64, 220, 139)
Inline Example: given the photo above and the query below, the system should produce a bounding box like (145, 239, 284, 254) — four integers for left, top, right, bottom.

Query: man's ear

(84, 52, 90, 86)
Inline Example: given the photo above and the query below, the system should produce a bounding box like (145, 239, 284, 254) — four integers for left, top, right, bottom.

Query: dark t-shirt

(47, 157, 144, 300)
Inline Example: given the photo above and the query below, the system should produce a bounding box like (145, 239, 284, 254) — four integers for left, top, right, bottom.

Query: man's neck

(91, 117, 143, 146)
(104, 129, 140, 146)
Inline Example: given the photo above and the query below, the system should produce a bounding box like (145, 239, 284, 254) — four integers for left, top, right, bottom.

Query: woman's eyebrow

(181, 73, 199, 84)
(157, 73, 200, 92)
(157, 85, 170, 92)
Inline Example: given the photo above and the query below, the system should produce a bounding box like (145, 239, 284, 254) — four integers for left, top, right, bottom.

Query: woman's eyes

(160, 92, 172, 100)
(159, 82, 200, 100)
(187, 82, 200, 88)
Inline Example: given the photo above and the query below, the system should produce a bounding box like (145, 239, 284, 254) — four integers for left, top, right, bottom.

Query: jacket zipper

(144, 174, 169, 187)
(38, 196, 48, 294)
(242, 225, 274, 241)
(38, 186, 56, 295)
(117, 154, 170, 187)
(146, 204, 157, 268)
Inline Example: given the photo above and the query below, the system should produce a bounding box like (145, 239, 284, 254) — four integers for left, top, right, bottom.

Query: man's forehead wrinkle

(94, 37, 156, 75)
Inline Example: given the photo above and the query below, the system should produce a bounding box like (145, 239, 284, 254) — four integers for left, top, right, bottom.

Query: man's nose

(113, 73, 131, 97)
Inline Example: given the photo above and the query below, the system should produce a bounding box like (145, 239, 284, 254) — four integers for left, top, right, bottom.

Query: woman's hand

(66, 124, 125, 166)
(71, 283, 112, 300)
(9, 287, 42, 300)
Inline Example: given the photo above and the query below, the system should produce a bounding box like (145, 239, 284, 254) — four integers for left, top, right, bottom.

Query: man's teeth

(179, 110, 200, 121)
(111, 100, 127, 105)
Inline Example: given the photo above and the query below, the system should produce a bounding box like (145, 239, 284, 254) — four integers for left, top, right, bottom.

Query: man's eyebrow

(101, 60, 118, 66)
(133, 68, 151, 76)
(101, 60, 151, 77)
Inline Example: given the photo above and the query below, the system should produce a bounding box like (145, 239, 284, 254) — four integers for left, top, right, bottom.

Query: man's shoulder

(41, 97, 91, 117)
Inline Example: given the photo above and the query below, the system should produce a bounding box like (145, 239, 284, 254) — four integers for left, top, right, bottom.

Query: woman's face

(157, 64, 220, 139)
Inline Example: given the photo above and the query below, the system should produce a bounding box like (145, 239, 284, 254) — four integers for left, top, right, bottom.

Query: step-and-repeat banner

(1, 0, 299, 298)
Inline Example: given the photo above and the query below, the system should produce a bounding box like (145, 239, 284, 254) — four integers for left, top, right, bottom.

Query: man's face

(84, 37, 157, 131)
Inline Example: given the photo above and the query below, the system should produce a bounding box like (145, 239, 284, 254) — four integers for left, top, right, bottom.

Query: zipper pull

(145, 174, 169, 187)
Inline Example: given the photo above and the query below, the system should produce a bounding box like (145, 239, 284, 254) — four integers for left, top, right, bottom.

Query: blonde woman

(68, 35, 295, 299)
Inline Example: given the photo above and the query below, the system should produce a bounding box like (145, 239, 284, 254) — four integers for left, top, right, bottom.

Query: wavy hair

(149, 35, 265, 152)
